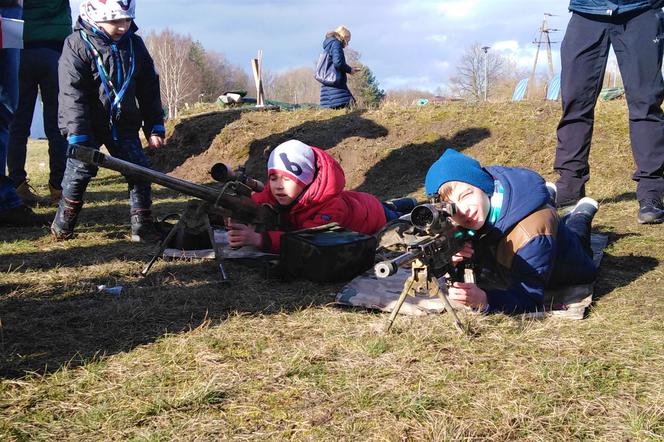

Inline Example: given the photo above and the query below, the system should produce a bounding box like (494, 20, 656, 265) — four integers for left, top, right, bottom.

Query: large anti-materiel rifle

(375, 201, 475, 335)
(68, 144, 277, 280)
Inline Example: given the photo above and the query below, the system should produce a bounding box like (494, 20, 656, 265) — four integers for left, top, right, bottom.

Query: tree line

(144, 29, 386, 118)
(145, 29, 614, 117)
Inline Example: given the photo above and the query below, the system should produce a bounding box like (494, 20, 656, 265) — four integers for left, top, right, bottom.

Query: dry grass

(1, 101, 663, 441)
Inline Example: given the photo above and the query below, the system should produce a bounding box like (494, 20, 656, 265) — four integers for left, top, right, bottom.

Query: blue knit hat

(424, 149, 494, 196)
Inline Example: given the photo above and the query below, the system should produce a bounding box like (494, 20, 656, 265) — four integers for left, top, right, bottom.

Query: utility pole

(528, 13, 558, 98)
(481, 46, 490, 101)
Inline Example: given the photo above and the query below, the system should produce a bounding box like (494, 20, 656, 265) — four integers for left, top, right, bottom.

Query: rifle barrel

(69, 145, 263, 223)
(375, 249, 421, 278)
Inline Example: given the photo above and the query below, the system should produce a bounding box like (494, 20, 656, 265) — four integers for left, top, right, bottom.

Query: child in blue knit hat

(425, 149, 599, 314)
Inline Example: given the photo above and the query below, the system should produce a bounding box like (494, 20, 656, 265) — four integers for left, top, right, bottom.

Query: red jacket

(252, 146, 387, 253)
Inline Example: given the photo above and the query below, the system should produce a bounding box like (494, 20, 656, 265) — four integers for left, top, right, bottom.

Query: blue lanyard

(80, 30, 136, 140)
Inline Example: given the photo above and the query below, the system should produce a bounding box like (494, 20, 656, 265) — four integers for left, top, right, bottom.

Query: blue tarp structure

(30, 95, 46, 139)
(546, 74, 561, 100)
(512, 78, 528, 101)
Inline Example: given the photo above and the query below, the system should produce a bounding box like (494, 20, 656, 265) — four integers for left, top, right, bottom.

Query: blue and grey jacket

(474, 166, 597, 314)
(568, 0, 660, 16)
(319, 35, 354, 109)
(58, 18, 165, 145)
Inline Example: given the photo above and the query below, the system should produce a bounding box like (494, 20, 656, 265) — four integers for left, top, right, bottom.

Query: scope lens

(411, 205, 435, 228)
(210, 163, 230, 182)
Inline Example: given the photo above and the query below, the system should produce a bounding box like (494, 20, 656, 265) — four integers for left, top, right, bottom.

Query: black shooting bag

(279, 223, 377, 282)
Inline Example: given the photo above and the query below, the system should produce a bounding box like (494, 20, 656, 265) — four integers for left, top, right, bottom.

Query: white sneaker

(571, 197, 599, 219)
(545, 182, 557, 205)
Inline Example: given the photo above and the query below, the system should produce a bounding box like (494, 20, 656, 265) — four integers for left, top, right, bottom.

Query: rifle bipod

(384, 258, 468, 336)
(141, 200, 228, 281)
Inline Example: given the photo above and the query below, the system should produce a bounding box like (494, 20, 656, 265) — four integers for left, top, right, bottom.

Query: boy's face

(97, 18, 132, 41)
(269, 173, 305, 206)
(439, 181, 491, 230)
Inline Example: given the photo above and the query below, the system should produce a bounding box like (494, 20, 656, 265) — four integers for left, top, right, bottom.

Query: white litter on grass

(97, 284, 123, 295)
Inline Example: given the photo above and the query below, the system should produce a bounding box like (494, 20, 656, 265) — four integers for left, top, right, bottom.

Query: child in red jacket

(227, 139, 412, 253)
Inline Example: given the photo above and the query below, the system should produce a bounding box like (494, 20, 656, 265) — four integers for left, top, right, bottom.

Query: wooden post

(251, 49, 264, 106)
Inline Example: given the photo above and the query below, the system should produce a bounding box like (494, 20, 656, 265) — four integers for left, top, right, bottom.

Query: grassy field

(1, 101, 663, 441)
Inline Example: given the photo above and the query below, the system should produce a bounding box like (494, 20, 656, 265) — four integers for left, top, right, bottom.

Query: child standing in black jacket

(52, 0, 165, 241)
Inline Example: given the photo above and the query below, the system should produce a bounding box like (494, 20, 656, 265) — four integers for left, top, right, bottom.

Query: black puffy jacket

(58, 18, 164, 145)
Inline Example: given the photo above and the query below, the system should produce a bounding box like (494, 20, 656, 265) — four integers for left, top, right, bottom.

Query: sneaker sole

(637, 216, 664, 224)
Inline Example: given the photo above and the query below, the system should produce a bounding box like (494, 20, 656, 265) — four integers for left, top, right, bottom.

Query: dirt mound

(148, 102, 632, 201)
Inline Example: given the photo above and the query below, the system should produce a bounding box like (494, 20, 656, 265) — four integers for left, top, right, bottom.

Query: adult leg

(0, 65, 23, 214)
(7, 48, 38, 187)
(0, 5, 48, 226)
(554, 13, 611, 205)
(611, 9, 664, 222)
(38, 47, 68, 192)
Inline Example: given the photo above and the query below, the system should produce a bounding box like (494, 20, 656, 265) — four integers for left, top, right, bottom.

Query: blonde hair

(438, 181, 455, 202)
(326, 25, 351, 47)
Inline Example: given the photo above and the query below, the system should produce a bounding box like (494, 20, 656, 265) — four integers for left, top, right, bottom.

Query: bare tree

(145, 29, 200, 119)
(490, 56, 531, 101)
(270, 67, 319, 104)
(449, 42, 505, 101)
(189, 44, 251, 101)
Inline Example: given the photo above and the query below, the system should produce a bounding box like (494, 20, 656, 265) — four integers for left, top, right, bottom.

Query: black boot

(51, 199, 83, 240)
(130, 211, 162, 243)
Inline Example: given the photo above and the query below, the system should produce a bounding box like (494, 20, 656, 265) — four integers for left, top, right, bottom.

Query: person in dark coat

(7, 0, 71, 206)
(0, 0, 51, 227)
(553, 0, 664, 224)
(52, 0, 165, 242)
(319, 26, 356, 109)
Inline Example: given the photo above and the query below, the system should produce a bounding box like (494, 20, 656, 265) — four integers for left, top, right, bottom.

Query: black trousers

(555, 9, 664, 202)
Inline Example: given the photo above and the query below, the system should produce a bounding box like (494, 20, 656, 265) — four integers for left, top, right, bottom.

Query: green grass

(1, 101, 663, 440)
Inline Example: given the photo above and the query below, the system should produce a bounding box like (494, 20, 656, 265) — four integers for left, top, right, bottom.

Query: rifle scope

(210, 163, 264, 192)
(410, 202, 456, 234)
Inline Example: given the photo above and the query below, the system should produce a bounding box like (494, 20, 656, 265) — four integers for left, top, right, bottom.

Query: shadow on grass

(1, 233, 161, 272)
(354, 127, 491, 199)
(0, 259, 337, 378)
(243, 110, 389, 179)
(2, 198, 191, 245)
(600, 191, 638, 205)
(593, 253, 659, 300)
(592, 230, 659, 301)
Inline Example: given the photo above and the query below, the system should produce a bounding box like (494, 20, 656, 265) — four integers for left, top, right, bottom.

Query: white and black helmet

(80, 0, 136, 23)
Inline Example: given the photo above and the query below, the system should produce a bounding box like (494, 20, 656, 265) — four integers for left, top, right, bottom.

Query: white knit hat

(267, 140, 316, 187)
(80, 0, 136, 23)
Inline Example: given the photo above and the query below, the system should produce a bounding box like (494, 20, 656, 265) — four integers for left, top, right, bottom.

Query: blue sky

(70, 0, 577, 92)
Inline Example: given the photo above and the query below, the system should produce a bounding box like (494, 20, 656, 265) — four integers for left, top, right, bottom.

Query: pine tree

(355, 65, 385, 108)
(345, 49, 385, 108)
